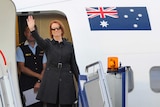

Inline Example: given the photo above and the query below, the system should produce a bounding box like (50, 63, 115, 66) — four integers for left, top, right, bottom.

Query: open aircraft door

(0, 0, 22, 106)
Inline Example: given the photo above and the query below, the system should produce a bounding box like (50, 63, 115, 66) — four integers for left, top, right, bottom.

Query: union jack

(86, 7, 119, 19)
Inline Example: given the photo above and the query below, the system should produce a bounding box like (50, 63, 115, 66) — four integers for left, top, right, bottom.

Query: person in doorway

(16, 26, 47, 107)
(26, 15, 80, 107)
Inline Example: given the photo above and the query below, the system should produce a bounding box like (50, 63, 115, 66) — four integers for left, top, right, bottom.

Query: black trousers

(47, 103, 72, 107)
(27, 102, 44, 107)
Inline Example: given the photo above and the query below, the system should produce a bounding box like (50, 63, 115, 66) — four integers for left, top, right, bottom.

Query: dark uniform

(19, 43, 45, 107)
(31, 30, 80, 105)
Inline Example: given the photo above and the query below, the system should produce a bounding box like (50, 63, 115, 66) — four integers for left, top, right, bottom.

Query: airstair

(0, 50, 20, 107)
(78, 61, 129, 107)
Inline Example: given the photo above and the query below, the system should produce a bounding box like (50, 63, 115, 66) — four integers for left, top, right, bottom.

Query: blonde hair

(49, 20, 65, 38)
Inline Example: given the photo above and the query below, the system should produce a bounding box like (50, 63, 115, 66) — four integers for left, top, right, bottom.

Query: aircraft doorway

(16, 11, 77, 107)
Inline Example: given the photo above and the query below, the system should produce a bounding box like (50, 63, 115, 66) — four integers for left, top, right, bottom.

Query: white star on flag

(100, 20, 109, 27)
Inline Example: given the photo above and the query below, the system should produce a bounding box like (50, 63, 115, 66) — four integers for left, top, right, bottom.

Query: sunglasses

(51, 27, 61, 31)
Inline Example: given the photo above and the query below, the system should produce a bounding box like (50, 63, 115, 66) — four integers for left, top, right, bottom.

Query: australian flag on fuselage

(86, 7, 151, 30)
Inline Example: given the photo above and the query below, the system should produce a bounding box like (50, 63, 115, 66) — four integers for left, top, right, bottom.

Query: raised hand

(26, 15, 35, 31)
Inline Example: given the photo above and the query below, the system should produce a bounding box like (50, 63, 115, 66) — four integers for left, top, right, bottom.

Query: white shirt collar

(24, 40, 38, 48)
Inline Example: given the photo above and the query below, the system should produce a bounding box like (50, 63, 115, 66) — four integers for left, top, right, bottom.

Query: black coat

(31, 30, 80, 104)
